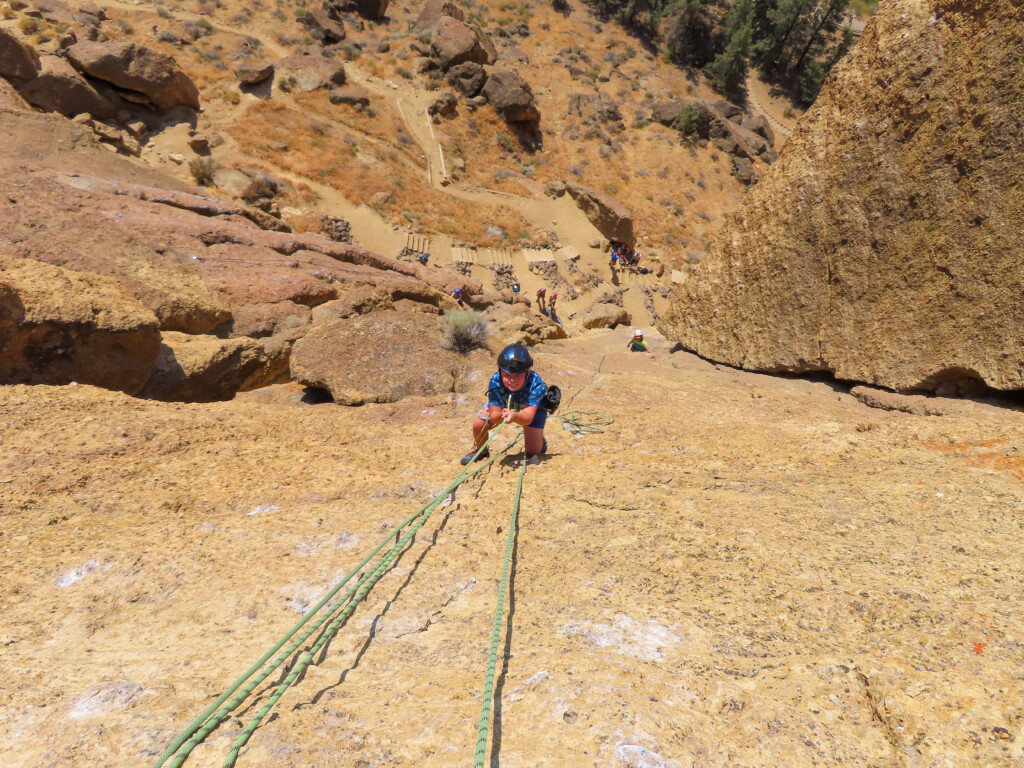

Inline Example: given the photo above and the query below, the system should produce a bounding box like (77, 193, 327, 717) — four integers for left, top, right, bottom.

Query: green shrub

(672, 106, 700, 140)
(444, 309, 488, 354)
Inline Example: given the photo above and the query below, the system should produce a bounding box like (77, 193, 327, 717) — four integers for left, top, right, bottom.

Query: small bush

(157, 6, 172, 17)
(18, 15, 39, 33)
(444, 309, 488, 354)
(221, 88, 240, 104)
(189, 157, 219, 185)
(672, 106, 700, 139)
(339, 42, 361, 60)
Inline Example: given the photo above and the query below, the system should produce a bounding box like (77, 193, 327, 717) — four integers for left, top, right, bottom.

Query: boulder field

(662, 0, 1024, 395)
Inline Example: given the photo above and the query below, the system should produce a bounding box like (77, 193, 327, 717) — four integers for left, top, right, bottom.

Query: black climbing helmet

(497, 343, 533, 374)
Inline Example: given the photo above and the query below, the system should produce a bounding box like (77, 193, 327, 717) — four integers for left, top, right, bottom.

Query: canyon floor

(2, 329, 1023, 768)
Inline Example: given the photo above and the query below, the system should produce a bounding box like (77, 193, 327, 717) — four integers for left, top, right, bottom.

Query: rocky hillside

(662, 0, 1024, 395)
(0, 0, 807, 348)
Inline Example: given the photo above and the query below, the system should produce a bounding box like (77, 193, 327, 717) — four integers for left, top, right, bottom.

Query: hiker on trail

(452, 287, 466, 308)
(536, 286, 546, 310)
(627, 328, 650, 353)
(462, 344, 549, 467)
(418, 252, 430, 266)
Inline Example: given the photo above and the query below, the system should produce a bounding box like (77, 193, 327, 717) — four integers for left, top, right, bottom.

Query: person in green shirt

(627, 328, 649, 352)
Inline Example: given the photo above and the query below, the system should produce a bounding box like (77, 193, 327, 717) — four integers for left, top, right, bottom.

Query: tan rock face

(0, 257, 160, 393)
(4, 342, 1024, 768)
(290, 310, 463, 404)
(663, 0, 1024, 393)
(66, 41, 200, 110)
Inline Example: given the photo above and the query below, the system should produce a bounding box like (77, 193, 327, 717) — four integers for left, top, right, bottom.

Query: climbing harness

(154, 404, 613, 768)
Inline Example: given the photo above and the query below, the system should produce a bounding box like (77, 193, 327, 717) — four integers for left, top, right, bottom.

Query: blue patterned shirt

(486, 370, 547, 411)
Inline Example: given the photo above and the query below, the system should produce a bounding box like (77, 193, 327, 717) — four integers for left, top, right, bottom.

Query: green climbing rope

(557, 410, 615, 434)
(155, 426, 519, 768)
(473, 450, 528, 768)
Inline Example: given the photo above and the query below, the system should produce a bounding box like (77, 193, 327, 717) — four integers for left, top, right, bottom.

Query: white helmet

(634, 328, 644, 337)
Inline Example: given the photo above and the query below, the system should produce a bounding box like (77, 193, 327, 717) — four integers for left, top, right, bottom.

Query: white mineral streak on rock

(613, 743, 677, 768)
(56, 558, 101, 587)
(69, 680, 143, 718)
(565, 614, 680, 662)
(247, 503, 280, 516)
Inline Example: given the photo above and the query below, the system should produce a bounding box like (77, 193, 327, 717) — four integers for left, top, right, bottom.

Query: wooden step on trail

(451, 246, 478, 265)
(405, 233, 431, 256)
(482, 248, 514, 267)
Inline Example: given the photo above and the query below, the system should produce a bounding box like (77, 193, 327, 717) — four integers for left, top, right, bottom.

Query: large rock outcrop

(289, 310, 462, 404)
(663, 0, 1024, 394)
(15, 54, 118, 118)
(431, 17, 496, 70)
(0, 257, 160, 394)
(0, 28, 37, 82)
(141, 332, 290, 402)
(565, 181, 633, 245)
(66, 41, 200, 109)
(481, 68, 539, 124)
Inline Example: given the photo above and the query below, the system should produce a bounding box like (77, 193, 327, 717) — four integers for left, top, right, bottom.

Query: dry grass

(228, 97, 533, 245)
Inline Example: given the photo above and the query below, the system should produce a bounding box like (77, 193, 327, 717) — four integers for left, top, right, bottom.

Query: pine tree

(752, 0, 814, 76)
(703, 0, 755, 94)
(666, 0, 716, 67)
(788, 0, 850, 76)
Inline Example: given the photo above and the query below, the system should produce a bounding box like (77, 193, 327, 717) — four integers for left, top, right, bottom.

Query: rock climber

(418, 252, 430, 266)
(549, 292, 558, 317)
(452, 287, 466, 308)
(461, 344, 549, 467)
(627, 328, 649, 352)
(512, 281, 521, 302)
(536, 286, 546, 310)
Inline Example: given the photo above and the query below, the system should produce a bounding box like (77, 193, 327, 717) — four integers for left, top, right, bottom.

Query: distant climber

(512, 281, 521, 302)
(462, 344, 549, 467)
(549, 292, 558, 318)
(536, 286, 546, 310)
(418, 252, 430, 266)
(452, 287, 466, 308)
(627, 328, 649, 353)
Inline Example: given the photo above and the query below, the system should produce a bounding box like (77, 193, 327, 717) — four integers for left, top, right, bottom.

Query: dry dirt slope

(2, 332, 1023, 767)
